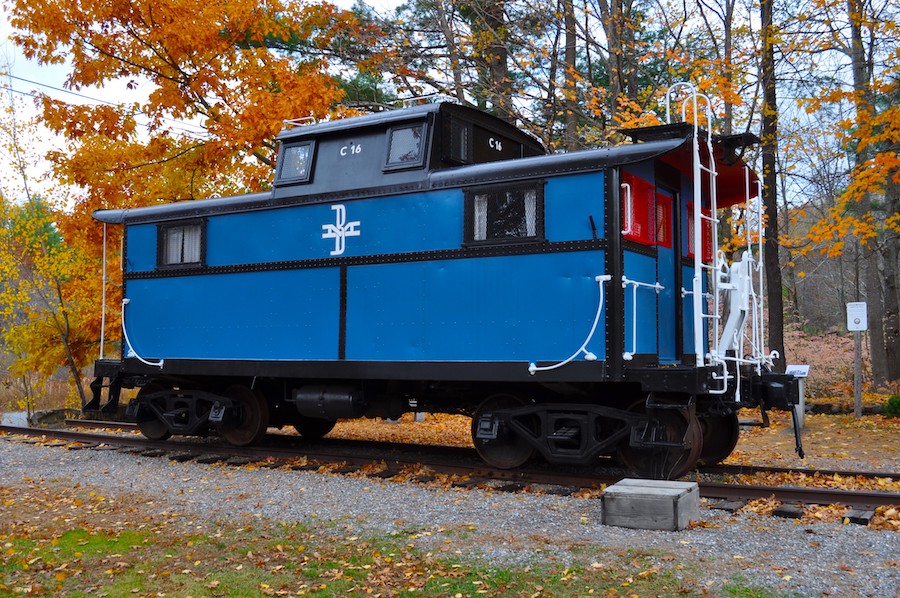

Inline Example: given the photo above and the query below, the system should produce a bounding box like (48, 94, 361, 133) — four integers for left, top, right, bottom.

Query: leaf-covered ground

(1, 408, 898, 596)
(725, 410, 900, 472)
(0, 478, 728, 597)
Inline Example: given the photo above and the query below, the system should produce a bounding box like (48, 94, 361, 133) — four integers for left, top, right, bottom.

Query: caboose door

(619, 169, 681, 365)
(655, 187, 677, 363)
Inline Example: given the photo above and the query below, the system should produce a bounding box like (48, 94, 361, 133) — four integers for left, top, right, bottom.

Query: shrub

(885, 395, 900, 418)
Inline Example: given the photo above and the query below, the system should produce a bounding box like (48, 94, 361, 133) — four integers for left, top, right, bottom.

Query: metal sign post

(846, 302, 868, 417)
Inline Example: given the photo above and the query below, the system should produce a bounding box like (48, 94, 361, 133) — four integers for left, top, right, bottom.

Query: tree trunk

(596, 0, 636, 121)
(722, 0, 736, 135)
(865, 244, 888, 387)
(435, 0, 467, 103)
(470, 0, 511, 119)
(563, 0, 578, 150)
(52, 280, 88, 407)
(881, 247, 900, 384)
(882, 177, 900, 382)
(844, 0, 893, 384)
(761, 0, 786, 371)
(780, 196, 800, 322)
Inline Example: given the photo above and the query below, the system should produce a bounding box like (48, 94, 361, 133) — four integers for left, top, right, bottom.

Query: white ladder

(665, 83, 723, 373)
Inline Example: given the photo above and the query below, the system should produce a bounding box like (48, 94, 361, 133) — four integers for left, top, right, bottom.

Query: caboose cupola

(272, 102, 546, 201)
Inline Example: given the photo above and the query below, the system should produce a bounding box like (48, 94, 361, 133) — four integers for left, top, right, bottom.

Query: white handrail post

(621, 183, 633, 235)
(100, 223, 107, 361)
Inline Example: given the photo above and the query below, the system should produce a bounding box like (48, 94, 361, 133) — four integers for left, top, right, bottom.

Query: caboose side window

(449, 117, 471, 163)
(655, 190, 673, 249)
(686, 202, 713, 261)
(385, 124, 426, 169)
(158, 221, 204, 268)
(621, 171, 656, 245)
(465, 183, 544, 244)
(278, 141, 314, 183)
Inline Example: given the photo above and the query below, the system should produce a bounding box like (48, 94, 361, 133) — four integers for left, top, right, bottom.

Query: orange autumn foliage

(8, 0, 369, 216)
(4, 0, 376, 390)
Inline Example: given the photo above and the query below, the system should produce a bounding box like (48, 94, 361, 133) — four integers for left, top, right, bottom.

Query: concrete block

(601, 478, 700, 531)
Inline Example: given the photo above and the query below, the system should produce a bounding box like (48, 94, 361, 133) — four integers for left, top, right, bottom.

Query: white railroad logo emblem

(322, 204, 361, 256)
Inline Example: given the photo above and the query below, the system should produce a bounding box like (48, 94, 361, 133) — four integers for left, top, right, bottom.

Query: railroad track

(64, 418, 899, 482)
(4, 423, 898, 513)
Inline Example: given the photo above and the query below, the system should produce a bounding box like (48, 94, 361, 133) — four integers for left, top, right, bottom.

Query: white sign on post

(847, 302, 867, 417)
(785, 364, 810, 378)
(847, 302, 868, 331)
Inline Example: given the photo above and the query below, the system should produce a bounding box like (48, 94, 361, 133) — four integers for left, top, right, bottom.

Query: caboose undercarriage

(88, 358, 800, 479)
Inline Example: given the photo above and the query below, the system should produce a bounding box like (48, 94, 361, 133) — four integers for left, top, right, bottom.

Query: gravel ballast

(1, 437, 897, 596)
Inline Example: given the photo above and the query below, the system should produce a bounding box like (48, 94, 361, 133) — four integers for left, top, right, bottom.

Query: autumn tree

(8, 0, 371, 221)
(784, 0, 900, 385)
(382, 0, 699, 146)
(6, 0, 375, 389)
(0, 85, 97, 408)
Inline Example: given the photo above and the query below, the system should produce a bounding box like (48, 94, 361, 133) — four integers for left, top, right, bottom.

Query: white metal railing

(666, 83, 732, 396)
(528, 275, 612, 374)
(620, 182, 633, 235)
(282, 116, 318, 129)
(120, 298, 164, 368)
(666, 83, 721, 368)
(622, 276, 664, 360)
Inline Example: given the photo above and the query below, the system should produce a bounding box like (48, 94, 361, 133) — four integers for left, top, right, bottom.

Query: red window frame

(655, 190, 673, 249)
(621, 172, 656, 246)
(686, 201, 713, 262)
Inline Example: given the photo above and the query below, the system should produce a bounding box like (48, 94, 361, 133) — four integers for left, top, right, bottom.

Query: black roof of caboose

(93, 102, 758, 225)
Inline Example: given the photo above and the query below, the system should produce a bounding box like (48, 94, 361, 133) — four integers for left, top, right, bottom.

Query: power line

(0, 83, 37, 99)
(8, 73, 121, 106)
(5, 73, 209, 138)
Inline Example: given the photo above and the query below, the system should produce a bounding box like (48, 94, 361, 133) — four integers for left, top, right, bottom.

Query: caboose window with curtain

(466, 183, 544, 244)
(159, 221, 204, 268)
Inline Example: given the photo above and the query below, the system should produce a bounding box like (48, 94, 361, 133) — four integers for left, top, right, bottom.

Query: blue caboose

(89, 87, 801, 478)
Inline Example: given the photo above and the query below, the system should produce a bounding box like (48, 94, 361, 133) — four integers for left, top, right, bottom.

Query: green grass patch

(1, 517, 708, 597)
(722, 575, 787, 597)
(0, 483, 773, 597)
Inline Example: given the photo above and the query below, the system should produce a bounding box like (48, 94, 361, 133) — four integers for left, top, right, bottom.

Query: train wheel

(471, 394, 536, 469)
(135, 382, 172, 441)
(617, 401, 702, 479)
(218, 386, 270, 446)
(293, 417, 337, 440)
(697, 411, 740, 466)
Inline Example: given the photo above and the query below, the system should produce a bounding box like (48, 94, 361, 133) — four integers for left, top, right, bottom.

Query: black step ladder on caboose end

(84, 359, 123, 414)
(84, 222, 123, 415)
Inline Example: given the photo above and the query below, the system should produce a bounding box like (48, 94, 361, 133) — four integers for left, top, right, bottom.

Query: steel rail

(698, 481, 896, 510)
(65, 419, 137, 430)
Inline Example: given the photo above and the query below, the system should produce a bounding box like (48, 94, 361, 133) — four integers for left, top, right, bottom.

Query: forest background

(0, 0, 897, 413)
